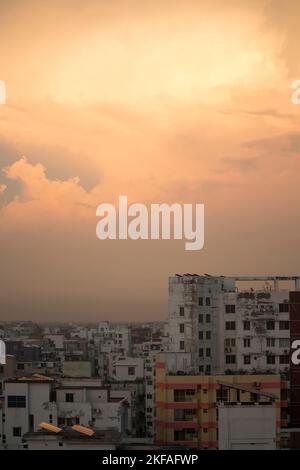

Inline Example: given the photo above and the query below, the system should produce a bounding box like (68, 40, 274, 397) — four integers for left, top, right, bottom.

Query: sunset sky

(0, 0, 300, 322)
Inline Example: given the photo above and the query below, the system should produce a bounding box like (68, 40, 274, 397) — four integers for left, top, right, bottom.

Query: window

(199, 348, 204, 357)
(279, 321, 289, 330)
(179, 324, 185, 333)
(128, 366, 135, 375)
(243, 338, 251, 348)
(7, 396, 26, 408)
(65, 393, 74, 403)
(13, 427, 22, 437)
(199, 314, 203, 323)
(267, 338, 275, 347)
(216, 388, 228, 402)
(174, 409, 196, 421)
(180, 341, 185, 351)
(225, 305, 235, 314)
(279, 355, 289, 364)
(267, 355, 276, 364)
(198, 297, 203, 306)
(199, 331, 203, 340)
(146, 394, 152, 399)
(206, 348, 211, 357)
(146, 366, 152, 372)
(266, 320, 275, 330)
(206, 314, 211, 323)
(174, 389, 195, 402)
(243, 321, 250, 331)
(279, 303, 289, 313)
(206, 331, 211, 340)
(206, 297, 211, 306)
(17, 363, 25, 370)
(225, 321, 236, 330)
(206, 365, 211, 374)
(225, 355, 236, 364)
(225, 338, 235, 347)
(179, 306, 185, 316)
(146, 407, 152, 413)
(279, 338, 290, 348)
(244, 355, 251, 365)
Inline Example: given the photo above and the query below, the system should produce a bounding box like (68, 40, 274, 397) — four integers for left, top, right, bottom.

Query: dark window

(17, 363, 25, 370)
(206, 297, 211, 306)
(279, 303, 289, 313)
(243, 338, 251, 348)
(267, 338, 275, 347)
(206, 314, 211, 323)
(179, 324, 185, 333)
(206, 365, 211, 374)
(266, 320, 275, 330)
(225, 321, 236, 330)
(199, 314, 203, 323)
(13, 427, 22, 437)
(199, 331, 203, 340)
(65, 393, 74, 403)
(198, 297, 203, 306)
(244, 355, 251, 365)
(225, 355, 236, 364)
(180, 341, 185, 351)
(279, 321, 289, 330)
(279, 355, 289, 364)
(128, 366, 135, 375)
(146, 407, 152, 412)
(206, 331, 211, 340)
(7, 396, 26, 408)
(174, 409, 196, 421)
(267, 355, 276, 365)
(174, 389, 195, 402)
(243, 321, 250, 331)
(199, 348, 204, 357)
(206, 348, 211, 357)
(225, 305, 235, 314)
(179, 307, 185, 316)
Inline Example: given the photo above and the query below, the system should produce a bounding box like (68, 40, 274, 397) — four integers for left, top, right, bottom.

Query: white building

(1, 375, 132, 448)
(167, 274, 300, 375)
(218, 403, 277, 450)
(96, 323, 131, 355)
(108, 355, 144, 382)
(2, 375, 57, 449)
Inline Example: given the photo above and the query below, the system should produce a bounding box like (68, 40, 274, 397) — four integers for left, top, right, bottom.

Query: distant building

(166, 274, 300, 375)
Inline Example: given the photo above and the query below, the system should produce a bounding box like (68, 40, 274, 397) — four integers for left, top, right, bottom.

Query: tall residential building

(155, 359, 283, 449)
(167, 274, 300, 375)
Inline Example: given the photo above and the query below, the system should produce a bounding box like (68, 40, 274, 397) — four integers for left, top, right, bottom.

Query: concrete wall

(218, 404, 277, 450)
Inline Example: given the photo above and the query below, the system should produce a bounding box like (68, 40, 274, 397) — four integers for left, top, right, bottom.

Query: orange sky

(0, 0, 300, 321)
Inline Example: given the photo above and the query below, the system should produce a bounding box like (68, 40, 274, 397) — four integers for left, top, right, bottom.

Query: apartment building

(1, 374, 132, 449)
(155, 360, 284, 449)
(167, 274, 300, 375)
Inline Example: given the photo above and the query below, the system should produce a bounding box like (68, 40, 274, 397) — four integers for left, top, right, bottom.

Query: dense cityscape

(0, 274, 299, 450)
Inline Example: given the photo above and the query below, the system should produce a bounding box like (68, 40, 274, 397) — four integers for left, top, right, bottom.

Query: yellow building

(156, 360, 283, 449)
